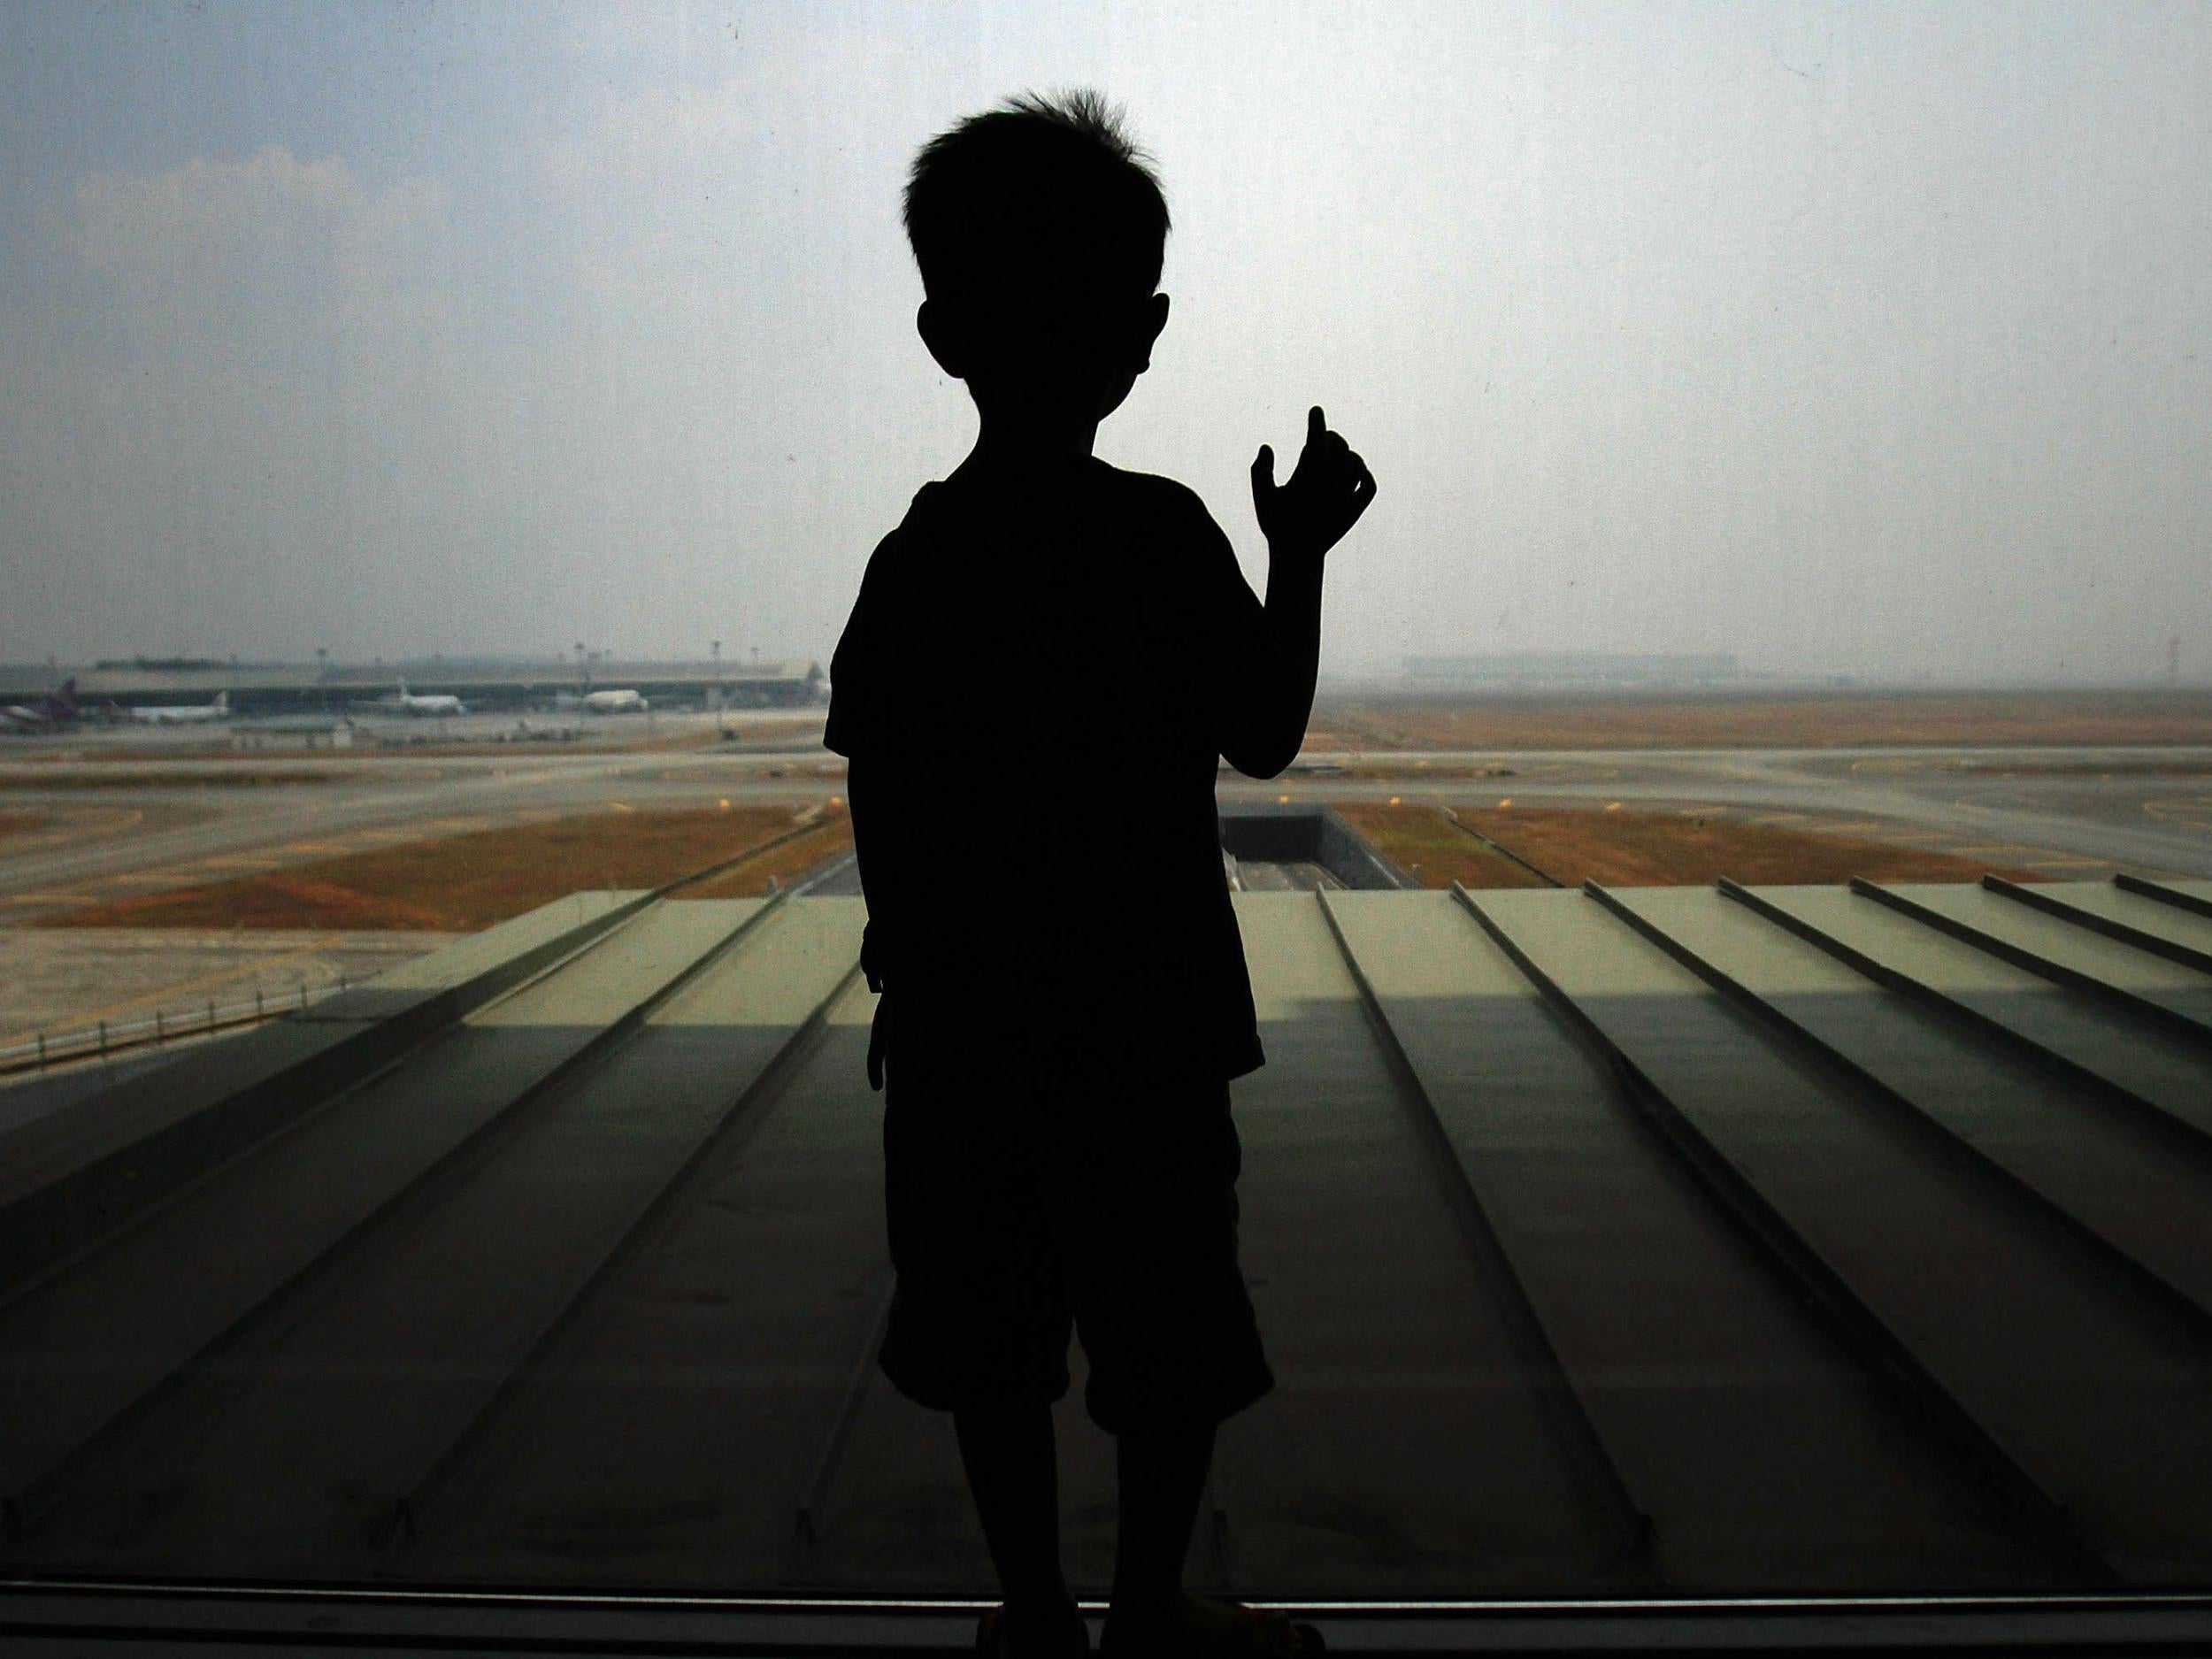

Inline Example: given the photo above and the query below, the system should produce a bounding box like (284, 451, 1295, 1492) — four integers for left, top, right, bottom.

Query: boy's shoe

(976, 1601, 1093, 1659)
(1100, 1595, 1324, 1657)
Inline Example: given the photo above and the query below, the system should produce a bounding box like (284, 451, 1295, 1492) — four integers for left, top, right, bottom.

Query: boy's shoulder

(898, 457, 1212, 528)
(1100, 461, 1219, 532)
(1075, 456, 1217, 524)
(848, 463, 1231, 639)
(907, 462, 1239, 580)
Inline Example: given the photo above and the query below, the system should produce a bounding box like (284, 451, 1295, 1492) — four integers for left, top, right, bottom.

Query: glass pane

(2, 0, 2207, 1626)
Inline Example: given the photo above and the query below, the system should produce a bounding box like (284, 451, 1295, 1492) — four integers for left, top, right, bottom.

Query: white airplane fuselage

(384, 681, 465, 717)
(129, 692, 228, 725)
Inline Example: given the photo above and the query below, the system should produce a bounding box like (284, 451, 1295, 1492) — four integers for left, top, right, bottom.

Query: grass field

(0, 769, 347, 791)
(0, 812, 47, 846)
(677, 812, 854, 897)
(2, 748, 367, 766)
(35, 806, 833, 931)
(1307, 689, 2212, 751)
(715, 717, 830, 745)
(1332, 803, 1553, 888)
(1342, 800, 2046, 888)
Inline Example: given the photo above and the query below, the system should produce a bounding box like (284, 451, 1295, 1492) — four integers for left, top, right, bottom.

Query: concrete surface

(0, 883, 2207, 1601)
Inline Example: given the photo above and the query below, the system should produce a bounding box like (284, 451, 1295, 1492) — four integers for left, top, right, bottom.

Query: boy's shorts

(876, 1010, 1274, 1435)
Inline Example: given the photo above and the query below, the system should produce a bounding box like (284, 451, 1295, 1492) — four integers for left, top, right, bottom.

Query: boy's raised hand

(1251, 405, 1377, 562)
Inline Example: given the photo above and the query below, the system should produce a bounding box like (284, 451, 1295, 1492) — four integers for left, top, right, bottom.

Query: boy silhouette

(826, 91, 1373, 1658)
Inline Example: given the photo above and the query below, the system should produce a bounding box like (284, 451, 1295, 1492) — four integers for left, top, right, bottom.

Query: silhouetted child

(826, 89, 1373, 1659)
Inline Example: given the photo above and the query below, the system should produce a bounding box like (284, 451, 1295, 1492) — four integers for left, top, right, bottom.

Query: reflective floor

(2, 881, 2210, 1598)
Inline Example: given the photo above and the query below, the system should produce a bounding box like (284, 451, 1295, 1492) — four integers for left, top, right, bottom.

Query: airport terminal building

(1402, 652, 1744, 687)
(0, 657, 827, 718)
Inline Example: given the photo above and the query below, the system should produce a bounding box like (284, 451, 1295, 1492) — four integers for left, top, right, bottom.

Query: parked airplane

(128, 690, 228, 726)
(0, 678, 78, 733)
(582, 687, 649, 714)
(374, 680, 465, 718)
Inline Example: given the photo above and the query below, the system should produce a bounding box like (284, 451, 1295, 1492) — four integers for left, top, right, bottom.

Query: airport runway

(0, 711, 835, 916)
(4, 720, 2211, 921)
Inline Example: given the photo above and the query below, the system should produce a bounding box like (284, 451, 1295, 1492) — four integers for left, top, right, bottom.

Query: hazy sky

(3, 0, 2207, 681)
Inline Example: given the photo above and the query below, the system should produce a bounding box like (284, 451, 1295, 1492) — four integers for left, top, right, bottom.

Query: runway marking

(2023, 856, 2112, 869)
(6, 808, 150, 854)
(2143, 796, 2212, 829)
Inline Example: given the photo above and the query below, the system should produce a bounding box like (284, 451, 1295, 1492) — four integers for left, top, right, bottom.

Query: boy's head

(903, 90, 1171, 428)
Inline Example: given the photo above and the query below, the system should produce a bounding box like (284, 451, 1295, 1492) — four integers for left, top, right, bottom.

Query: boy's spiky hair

(902, 89, 1170, 309)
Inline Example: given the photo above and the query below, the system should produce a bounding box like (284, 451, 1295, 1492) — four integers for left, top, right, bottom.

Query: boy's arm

(1221, 406, 1377, 778)
(845, 754, 896, 990)
(823, 548, 899, 1084)
(844, 756, 898, 1094)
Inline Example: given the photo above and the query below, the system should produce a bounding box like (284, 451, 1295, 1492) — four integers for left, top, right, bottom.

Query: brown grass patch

(10, 747, 357, 766)
(1453, 805, 2045, 887)
(1332, 761, 1530, 781)
(0, 769, 345, 791)
(677, 813, 855, 898)
(0, 811, 47, 844)
(1312, 690, 2212, 751)
(35, 806, 822, 932)
(1332, 803, 1552, 889)
(716, 717, 827, 744)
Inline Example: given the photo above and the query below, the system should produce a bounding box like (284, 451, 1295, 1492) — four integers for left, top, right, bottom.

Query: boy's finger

(1307, 405, 1326, 446)
(1251, 443, 1275, 495)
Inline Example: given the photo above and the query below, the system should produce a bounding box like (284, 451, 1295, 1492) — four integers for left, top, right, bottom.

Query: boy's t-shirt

(826, 452, 1268, 1080)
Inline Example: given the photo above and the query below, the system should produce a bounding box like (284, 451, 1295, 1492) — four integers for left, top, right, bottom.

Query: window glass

(2, 0, 2208, 1617)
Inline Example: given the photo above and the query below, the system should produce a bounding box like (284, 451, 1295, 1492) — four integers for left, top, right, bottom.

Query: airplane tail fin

(213, 691, 228, 713)
(53, 678, 78, 712)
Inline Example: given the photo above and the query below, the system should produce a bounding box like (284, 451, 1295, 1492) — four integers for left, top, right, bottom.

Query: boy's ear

(917, 300, 966, 380)
(1140, 292, 1170, 365)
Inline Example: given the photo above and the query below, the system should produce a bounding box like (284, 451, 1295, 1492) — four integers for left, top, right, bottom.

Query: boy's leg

(1108, 1420, 1215, 1617)
(1109, 1421, 1323, 1655)
(954, 1402, 1079, 1627)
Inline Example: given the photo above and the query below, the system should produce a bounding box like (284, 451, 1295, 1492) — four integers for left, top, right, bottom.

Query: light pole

(712, 640, 724, 733)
